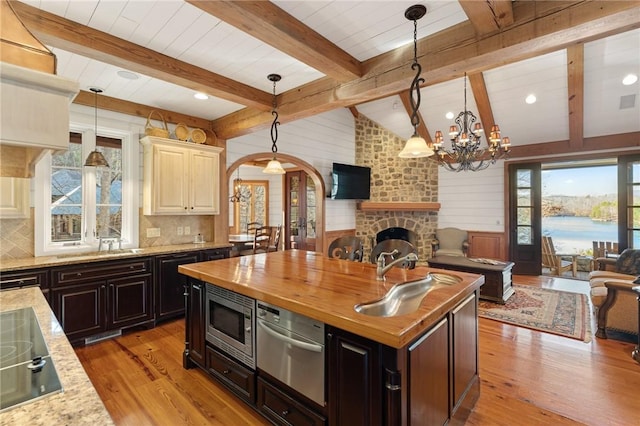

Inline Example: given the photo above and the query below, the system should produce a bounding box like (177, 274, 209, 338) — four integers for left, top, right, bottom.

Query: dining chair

(269, 225, 282, 252)
(327, 236, 364, 261)
(252, 226, 273, 254)
(246, 221, 262, 236)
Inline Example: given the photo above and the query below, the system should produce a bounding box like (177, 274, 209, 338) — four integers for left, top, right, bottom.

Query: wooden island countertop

(178, 249, 484, 348)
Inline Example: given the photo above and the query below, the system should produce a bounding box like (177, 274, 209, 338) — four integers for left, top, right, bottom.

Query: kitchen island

(179, 250, 484, 425)
(0, 287, 113, 424)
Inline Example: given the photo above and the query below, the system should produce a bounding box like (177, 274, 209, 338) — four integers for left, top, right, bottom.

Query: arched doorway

(226, 153, 326, 254)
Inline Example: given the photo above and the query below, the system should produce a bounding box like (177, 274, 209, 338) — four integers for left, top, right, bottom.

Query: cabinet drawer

(257, 377, 326, 426)
(52, 258, 152, 286)
(206, 346, 256, 403)
(0, 269, 48, 290)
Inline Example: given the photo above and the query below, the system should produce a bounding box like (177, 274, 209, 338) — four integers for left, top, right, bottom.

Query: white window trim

(34, 119, 139, 257)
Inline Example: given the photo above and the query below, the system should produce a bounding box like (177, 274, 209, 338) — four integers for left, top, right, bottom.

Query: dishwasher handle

(258, 319, 323, 353)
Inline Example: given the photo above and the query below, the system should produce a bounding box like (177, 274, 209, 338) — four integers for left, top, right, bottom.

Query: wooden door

(618, 154, 640, 250)
(285, 170, 316, 251)
(508, 163, 542, 274)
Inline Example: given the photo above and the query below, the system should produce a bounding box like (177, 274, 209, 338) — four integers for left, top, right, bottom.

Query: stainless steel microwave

(205, 284, 256, 369)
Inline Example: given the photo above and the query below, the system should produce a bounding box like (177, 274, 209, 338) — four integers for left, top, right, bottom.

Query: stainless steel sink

(354, 273, 461, 317)
(56, 248, 142, 259)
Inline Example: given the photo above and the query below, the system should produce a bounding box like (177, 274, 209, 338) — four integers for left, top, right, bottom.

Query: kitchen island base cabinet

(156, 252, 200, 321)
(327, 292, 479, 426)
(206, 346, 256, 404)
(257, 377, 326, 426)
(184, 278, 206, 368)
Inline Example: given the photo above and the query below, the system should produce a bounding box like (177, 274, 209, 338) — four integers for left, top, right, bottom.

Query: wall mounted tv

(330, 163, 371, 200)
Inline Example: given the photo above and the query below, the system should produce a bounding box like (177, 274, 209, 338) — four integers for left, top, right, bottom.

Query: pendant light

(84, 87, 109, 167)
(263, 74, 286, 175)
(398, 4, 434, 158)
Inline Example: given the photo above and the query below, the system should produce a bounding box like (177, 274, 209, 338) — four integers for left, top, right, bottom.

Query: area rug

(478, 285, 592, 342)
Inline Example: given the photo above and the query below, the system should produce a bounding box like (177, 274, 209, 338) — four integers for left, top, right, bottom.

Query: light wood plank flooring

(75, 275, 639, 425)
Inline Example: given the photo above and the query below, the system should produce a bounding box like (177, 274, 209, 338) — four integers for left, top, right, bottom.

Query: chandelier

(398, 4, 434, 158)
(229, 168, 250, 203)
(263, 73, 286, 174)
(433, 73, 511, 172)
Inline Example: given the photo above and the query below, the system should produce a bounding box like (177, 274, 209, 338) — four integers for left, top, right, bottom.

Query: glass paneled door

(285, 170, 316, 251)
(508, 163, 542, 274)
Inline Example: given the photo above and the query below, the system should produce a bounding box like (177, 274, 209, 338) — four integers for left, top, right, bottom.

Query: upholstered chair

(589, 249, 640, 339)
(431, 228, 469, 257)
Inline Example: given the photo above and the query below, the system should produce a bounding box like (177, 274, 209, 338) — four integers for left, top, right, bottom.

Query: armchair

(589, 249, 640, 339)
(431, 227, 469, 257)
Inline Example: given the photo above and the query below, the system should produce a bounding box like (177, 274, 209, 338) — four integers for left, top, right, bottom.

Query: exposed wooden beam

(567, 44, 585, 149)
(186, 0, 362, 82)
(212, 2, 640, 139)
(348, 107, 359, 119)
(467, 72, 496, 135)
(459, 0, 514, 35)
(507, 132, 640, 159)
(10, 1, 272, 111)
(73, 90, 212, 130)
(399, 91, 433, 145)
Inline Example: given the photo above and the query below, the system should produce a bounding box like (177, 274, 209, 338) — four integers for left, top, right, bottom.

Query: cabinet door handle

(281, 410, 289, 417)
(184, 206, 188, 210)
(193, 284, 201, 290)
(222, 369, 230, 375)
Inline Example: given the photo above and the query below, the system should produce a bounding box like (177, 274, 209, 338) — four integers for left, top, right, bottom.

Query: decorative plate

(175, 123, 190, 141)
(191, 128, 206, 144)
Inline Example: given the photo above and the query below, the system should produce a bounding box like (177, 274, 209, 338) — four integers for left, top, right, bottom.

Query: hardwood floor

(75, 275, 639, 425)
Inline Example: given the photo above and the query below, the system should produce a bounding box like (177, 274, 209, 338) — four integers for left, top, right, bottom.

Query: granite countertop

(179, 250, 484, 348)
(0, 287, 114, 424)
(0, 242, 232, 272)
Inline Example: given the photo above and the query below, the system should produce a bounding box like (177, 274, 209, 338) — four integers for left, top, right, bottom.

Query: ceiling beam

(212, 2, 640, 139)
(467, 72, 496, 135)
(73, 90, 213, 132)
(10, 0, 273, 111)
(567, 44, 585, 149)
(186, 0, 362, 82)
(459, 0, 514, 35)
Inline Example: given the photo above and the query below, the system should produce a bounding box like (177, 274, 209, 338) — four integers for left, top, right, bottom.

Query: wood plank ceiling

(9, 0, 640, 158)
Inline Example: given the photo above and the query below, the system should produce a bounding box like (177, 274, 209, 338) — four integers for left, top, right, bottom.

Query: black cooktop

(0, 307, 63, 412)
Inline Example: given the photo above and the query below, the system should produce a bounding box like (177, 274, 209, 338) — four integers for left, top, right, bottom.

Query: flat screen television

(330, 163, 371, 200)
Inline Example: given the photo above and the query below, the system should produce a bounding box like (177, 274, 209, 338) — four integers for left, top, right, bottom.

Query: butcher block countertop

(179, 250, 484, 348)
(0, 287, 114, 424)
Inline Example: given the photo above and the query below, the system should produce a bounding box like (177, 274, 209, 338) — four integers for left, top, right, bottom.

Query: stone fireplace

(354, 114, 439, 264)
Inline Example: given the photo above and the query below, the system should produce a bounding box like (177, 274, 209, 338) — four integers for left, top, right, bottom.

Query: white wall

(226, 108, 357, 231)
(437, 162, 506, 232)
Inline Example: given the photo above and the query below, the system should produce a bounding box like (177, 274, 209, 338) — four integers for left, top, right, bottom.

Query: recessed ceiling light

(445, 112, 454, 119)
(194, 92, 209, 100)
(622, 74, 638, 86)
(525, 94, 537, 104)
(116, 70, 139, 80)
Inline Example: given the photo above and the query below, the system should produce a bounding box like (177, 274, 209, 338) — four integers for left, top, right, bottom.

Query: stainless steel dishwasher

(256, 301, 325, 406)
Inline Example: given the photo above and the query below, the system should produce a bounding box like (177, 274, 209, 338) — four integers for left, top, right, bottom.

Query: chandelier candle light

(433, 73, 511, 172)
(229, 168, 249, 203)
(263, 73, 286, 175)
(84, 87, 110, 167)
(398, 4, 434, 158)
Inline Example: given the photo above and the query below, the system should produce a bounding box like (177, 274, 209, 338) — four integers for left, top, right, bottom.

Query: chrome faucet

(98, 236, 104, 252)
(376, 250, 419, 280)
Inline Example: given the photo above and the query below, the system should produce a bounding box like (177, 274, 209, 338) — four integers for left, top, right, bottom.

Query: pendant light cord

(269, 76, 280, 155)
(409, 16, 424, 134)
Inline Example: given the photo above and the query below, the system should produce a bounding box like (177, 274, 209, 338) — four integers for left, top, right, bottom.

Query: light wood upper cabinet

(0, 176, 30, 218)
(140, 136, 222, 215)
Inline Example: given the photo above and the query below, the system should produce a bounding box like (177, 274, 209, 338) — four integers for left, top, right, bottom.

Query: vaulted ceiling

(11, 0, 640, 158)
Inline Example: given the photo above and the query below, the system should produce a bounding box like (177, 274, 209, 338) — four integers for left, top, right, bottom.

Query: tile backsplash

(0, 208, 215, 260)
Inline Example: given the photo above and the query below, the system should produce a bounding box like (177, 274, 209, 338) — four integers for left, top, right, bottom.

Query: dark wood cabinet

(257, 377, 326, 426)
(326, 327, 382, 426)
(206, 346, 256, 403)
(200, 248, 229, 261)
(184, 278, 206, 368)
(155, 252, 200, 321)
(51, 257, 153, 345)
(327, 292, 479, 426)
(0, 268, 50, 302)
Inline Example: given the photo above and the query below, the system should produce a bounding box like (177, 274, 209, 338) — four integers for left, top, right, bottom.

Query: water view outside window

(542, 165, 617, 255)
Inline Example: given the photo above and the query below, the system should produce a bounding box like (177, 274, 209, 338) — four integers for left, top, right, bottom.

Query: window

(35, 124, 138, 256)
(232, 180, 268, 233)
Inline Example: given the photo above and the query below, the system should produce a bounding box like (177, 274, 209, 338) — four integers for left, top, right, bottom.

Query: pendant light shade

(263, 158, 286, 174)
(84, 87, 109, 167)
(399, 5, 434, 159)
(263, 73, 286, 175)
